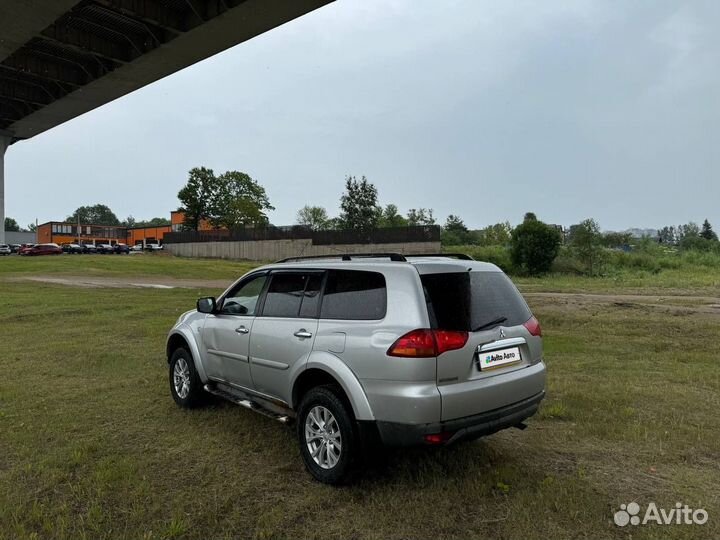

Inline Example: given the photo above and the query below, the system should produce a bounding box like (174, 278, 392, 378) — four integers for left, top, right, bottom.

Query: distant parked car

(145, 242, 163, 251)
(24, 243, 62, 256)
(82, 244, 97, 254)
(18, 244, 36, 255)
(96, 244, 115, 254)
(61, 243, 84, 254)
(0, 244, 11, 255)
(9, 244, 21, 253)
(130, 244, 144, 252)
(114, 243, 130, 254)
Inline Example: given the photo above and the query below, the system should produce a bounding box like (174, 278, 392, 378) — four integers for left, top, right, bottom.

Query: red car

(21, 243, 63, 256)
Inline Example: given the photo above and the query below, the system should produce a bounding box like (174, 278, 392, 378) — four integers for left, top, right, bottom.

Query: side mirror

(197, 297, 216, 314)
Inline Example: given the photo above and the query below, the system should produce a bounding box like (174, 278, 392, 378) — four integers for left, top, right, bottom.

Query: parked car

(95, 243, 115, 254)
(130, 244, 144, 252)
(61, 243, 84, 254)
(9, 244, 21, 253)
(114, 243, 130, 254)
(18, 244, 36, 255)
(166, 253, 546, 484)
(145, 242, 163, 251)
(0, 244, 11, 255)
(23, 243, 63, 256)
(82, 243, 97, 254)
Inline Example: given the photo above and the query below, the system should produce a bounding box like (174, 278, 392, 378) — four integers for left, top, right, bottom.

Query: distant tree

(510, 216, 562, 275)
(601, 231, 633, 248)
(377, 204, 408, 228)
(700, 219, 718, 241)
(4, 217, 20, 231)
(569, 218, 606, 275)
(123, 215, 137, 228)
(658, 226, 677, 245)
(134, 217, 172, 228)
(677, 222, 700, 242)
(523, 212, 538, 222)
(210, 171, 274, 229)
(66, 204, 120, 226)
(26, 223, 37, 233)
(177, 167, 219, 231)
(338, 175, 380, 233)
(476, 221, 512, 246)
(296, 205, 329, 231)
(406, 208, 435, 226)
(442, 214, 472, 245)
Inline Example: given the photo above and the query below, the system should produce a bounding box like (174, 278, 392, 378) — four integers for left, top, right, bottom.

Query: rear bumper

(374, 390, 545, 447)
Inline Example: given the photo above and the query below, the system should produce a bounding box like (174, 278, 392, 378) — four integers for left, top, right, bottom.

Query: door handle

(235, 326, 249, 334)
(294, 329, 313, 339)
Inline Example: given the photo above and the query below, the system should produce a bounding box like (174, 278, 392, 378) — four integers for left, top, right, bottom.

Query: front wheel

(169, 348, 206, 408)
(297, 386, 357, 485)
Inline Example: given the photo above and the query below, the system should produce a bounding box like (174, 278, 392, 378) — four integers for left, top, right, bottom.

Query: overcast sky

(5, 0, 719, 231)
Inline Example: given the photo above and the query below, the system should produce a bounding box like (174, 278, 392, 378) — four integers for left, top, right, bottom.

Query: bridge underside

(0, 0, 332, 142)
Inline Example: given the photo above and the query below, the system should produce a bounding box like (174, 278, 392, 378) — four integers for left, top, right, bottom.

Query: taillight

(387, 329, 468, 357)
(523, 316, 542, 337)
(424, 431, 454, 445)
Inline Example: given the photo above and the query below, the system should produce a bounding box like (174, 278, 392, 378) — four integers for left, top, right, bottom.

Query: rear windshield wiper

(472, 316, 508, 332)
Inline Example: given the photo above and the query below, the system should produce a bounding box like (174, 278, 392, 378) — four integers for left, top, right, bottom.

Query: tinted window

(421, 271, 531, 331)
(299, 274, 323, 318)
(221, 274, 267, 315)
(320, 270, 386, 320)
(263, 274, 306, 318)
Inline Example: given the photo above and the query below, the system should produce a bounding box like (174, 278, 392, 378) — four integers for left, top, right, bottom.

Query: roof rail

(275, 252, 407, 263)
(405, 253, 475, 260)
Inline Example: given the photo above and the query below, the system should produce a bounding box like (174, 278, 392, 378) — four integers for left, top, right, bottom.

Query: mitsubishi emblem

(499, 328, 506, 339)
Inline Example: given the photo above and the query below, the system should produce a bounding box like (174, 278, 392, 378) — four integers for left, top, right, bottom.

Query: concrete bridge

(0, 0, 333, 242)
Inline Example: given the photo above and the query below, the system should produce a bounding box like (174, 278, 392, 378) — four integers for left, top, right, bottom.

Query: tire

(297, 385, 357, 485)
(169, 347, 206, 408)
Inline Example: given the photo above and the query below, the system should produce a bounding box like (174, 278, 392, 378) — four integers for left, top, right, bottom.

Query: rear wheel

(169, 348, 206, 408)
(297, 386, 356, 485)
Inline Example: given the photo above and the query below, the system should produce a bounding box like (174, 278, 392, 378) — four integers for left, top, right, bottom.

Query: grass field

(1, 254, 718, 539)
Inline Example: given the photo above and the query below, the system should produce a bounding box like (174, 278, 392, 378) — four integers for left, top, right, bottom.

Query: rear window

(320, 270, 387, 320)
(421, 271, 531, 332)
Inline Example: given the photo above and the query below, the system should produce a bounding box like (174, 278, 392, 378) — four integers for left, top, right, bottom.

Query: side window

(320, 270, 387, 320)
(220, 274, 267, 315)
(262, 274, 307, 318)
(299, 273, 323, 318)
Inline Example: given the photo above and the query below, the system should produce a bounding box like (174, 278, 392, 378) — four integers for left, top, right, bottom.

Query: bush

(443, 245, 512, 272)
(510, 219, 562, 275)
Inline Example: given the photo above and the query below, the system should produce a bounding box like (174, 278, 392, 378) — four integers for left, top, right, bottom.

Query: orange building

(37, 210, 212, 246)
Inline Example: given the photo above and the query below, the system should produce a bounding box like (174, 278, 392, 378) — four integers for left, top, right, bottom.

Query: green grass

(1, 256, 718, 539)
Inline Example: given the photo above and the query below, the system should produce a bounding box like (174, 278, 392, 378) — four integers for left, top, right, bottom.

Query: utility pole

(0, 131, 11, 245)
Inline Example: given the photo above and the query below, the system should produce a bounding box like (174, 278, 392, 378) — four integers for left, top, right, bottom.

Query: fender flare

(298, 352, 375, 421)
(166, 326, 208, 383)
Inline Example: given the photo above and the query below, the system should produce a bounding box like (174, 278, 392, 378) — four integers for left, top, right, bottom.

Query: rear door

(248, 271, 323, 402)
(421, 270, 541, 419)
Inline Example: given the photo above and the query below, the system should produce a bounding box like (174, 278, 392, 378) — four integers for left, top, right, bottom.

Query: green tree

(123, 215, 137, 228)
(476, 222, 512, 246)
(700, 219, 718, 241)
(377, 204, 408, 228)
(26, 223, 37, 232)
(510, 214, 562, 275)
(210, 171, 274, 229)
(338, 175, 380, 233)
(601, 231, 633, 248)
(442, 214, 471, 245)
(134, 217, 172, 228)
(296, 205, 329, 231)
(658, 226, 676, 245)
(66, 204, 120, 226)
(177, 167, 219, 231)
(406, 208, 435, 226)
(4, 217, 20, 231)
(569, 218, 606, 275)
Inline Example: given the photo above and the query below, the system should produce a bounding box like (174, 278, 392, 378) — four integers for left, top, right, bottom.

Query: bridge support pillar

(0, 135, 9, 245)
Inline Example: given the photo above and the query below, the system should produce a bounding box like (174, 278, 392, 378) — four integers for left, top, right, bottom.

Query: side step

(204, 384, 292, 424)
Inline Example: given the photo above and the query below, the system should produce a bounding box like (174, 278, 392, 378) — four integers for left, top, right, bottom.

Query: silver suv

(166, 253, 546, 484)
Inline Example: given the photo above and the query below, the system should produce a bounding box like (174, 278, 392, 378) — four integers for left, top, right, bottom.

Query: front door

(249, 272, 323, 402)
(202, 273, 268, 389)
